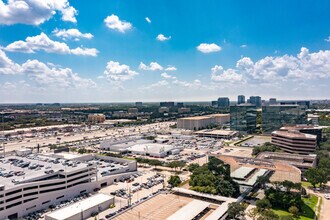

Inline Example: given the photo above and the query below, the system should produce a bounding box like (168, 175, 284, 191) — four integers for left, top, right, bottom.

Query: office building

(87, 114, 106, 124)
(269, 98, 277, 105)
(237, 95, 245, 105)
(177, 114, 230, 130)
(217, 97, 230, 108)
(279, 100, 310, 109)
(211, 101, 218, 107)
(176, 102, 184, 108)
(160, 102, 175, 108)
(307, 114, 320, 126)
(271, 129, 317, 155)
(195, 129, 238, 139)
(262, 105, 307, 133)
(230, 104, 257, 134)
(135, 102, 143, 107)
(249, 96, 262, 108)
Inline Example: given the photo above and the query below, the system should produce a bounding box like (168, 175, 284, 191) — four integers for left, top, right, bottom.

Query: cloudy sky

(0, 0, 330, 103)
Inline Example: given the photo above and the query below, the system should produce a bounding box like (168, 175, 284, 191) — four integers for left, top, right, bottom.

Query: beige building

(159, 107, 170, 113)
(177, 114, 230, 130)
(88, 114, 106, 123)
(271, 130, 317, 155)
(178, 107, 191, 113)
(128, 108, 139, 114)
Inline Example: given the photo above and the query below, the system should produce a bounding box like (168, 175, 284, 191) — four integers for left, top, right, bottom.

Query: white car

(324, 194, 330, 200)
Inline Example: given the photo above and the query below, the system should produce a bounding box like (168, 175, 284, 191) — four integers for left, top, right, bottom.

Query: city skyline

(0, 0, 330, 103)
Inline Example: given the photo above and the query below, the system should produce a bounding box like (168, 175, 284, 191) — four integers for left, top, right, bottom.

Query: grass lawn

(272, 194, 318, 220)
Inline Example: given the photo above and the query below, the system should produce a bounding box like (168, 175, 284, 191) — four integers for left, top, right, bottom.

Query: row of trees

(188, 157, 239, 197)
(135, 157, 186, 171)
(252, 142, 280, 156)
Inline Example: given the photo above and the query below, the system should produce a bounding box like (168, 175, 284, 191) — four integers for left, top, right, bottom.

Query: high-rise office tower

(249, 96, 262, 108)
(218, 97, 230, 108)
(237, 95, 245, 105)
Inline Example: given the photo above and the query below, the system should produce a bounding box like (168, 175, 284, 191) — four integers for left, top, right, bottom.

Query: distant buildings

(88, 114, 106, 124)
(217, 97, 230, 108)
(135, 102, 143, 107)
(160, 102, 175, 108)
(176, 102, 184, 108)
(177, 114, 230, 130)
(178, 107, 191, 114)
(211, 101, 218, 107)
(230, 104, 257, 134)
(237, 95, 245, 105)
(307, 114, 320, 126)
(159, 107, 170, 113)
(249, 96, 262, 108)
(262, 105, 307, 133)
(279, 100, 310, 109)
(269, 98, 277, 105)
(128, 108, 138, 114)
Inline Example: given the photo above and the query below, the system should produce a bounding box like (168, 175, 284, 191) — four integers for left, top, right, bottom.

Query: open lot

(239, 136, 271, 147)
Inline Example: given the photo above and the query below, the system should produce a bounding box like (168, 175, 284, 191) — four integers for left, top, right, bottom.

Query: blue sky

(0, 0, 330, 103)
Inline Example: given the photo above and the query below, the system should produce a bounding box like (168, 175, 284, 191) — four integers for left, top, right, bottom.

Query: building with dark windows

(176, 102, 184, 108)
(262, 104, 307, 133)
(269, 98, 277, 105)
(249, 96, 262, 108)
(237, 95, 245, 105)
(230, 104, 257, 134)
(211, 101, 218, 107)
(135, 102, 143, 107)
(279, 100, 310, 109)
(217, 97, 230, 108)
(160, 102, 175, 108)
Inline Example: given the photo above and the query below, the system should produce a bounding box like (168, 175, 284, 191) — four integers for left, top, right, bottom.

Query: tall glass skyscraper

(237, 95, 245, 104)
(230, 104, 257, 134)
(262, 104, 307, 133)
(218, 97, 230, 108)
(249, 96, 262, 108)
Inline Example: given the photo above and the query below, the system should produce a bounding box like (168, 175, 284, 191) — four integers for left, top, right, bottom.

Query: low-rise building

(195, 129, 238, 139)
(159, 107, 170, 113)
(88, 114, 106, 124)
(178, 107, 191, 114)
(177, 114, 230, 130)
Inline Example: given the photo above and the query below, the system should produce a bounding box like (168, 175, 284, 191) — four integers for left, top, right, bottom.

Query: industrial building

(45, 194, 114, 220)
(127, 143, 181, 158)
(0, 153, 136, 219)
(195, 129, 238, 139)
(177, 114, 230, 130)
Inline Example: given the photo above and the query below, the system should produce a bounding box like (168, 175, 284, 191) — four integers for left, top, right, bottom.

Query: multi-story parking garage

(0, 153, 137, 220)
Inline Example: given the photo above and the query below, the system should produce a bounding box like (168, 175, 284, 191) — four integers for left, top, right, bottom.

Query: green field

(272, 194, 318, 220)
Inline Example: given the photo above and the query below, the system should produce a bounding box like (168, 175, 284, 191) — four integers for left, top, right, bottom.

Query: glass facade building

(218, 97, 230, 108)
(262, 105, 307, 133)
(237, 95, 245, 104)
(230, 104, 257, 133)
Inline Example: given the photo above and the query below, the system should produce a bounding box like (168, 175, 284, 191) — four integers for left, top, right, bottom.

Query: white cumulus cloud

(145, 17, 151, 23)
(156, 34, 171, 41)
(197, 43, 221, 53)
(161, 72, 176, 79)
(139, 62, 163, 71)
(325, 36, 330, 42)
(4, 33, 98, 56)
(103, 61, 138, 81)
(0, 49, 96, 88)
(52, 28, 93, 41)
(104, 14, 132, 33)
(165, 66, 177, 71)
(0, 0, 77, 25)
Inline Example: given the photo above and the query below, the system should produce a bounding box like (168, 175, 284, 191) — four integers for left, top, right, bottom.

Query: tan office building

(177, 114, 230, 130)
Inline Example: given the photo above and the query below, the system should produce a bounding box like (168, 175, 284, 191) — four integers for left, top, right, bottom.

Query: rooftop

(46, 194, 113, 220)
(272, 130, 317, 139)
(128, 143, 176, 154)
(167, 200, 210, 220)
(195, 129, 238, 136)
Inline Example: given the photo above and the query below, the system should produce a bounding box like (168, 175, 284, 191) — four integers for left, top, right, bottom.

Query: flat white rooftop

(167, 199, 210, 220)
(46, 194, 113, 220)
(128, 143, 175, 154)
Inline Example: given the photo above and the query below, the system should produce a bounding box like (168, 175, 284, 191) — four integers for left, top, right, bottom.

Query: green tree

(227, 202, 245, 219)
(256, 199, 272, 211)
(168, 175, 181, 187)
(256, 175, 270, 189)
(187, 163, 200, 172)
(288, 206, 299, 218)
(258, 210, 279, 220)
